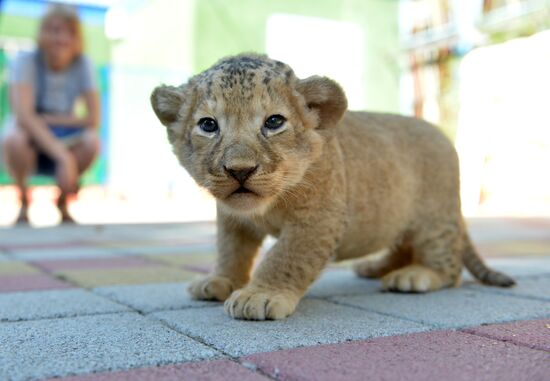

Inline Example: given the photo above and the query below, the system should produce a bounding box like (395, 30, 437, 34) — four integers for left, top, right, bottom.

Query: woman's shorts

(2, 118, 85, 176)
(35, 125, 85, 176)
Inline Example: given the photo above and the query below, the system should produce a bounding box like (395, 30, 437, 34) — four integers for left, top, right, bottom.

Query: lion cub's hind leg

(381, 265, 446, 292)
(354, 245, 412, 279)
(382, 222, 462, 293)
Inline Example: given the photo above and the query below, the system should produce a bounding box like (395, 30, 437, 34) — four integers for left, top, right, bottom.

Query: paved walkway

(0, 218, 549, 381)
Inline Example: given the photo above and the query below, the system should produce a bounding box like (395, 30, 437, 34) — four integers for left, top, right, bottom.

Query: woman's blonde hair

(38, 3, 84, 58)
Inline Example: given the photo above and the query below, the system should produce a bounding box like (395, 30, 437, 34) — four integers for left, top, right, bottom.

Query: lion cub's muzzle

(223, 164, 259, 195)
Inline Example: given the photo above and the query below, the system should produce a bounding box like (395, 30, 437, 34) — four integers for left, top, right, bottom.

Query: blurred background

(1, 0, 549, 227)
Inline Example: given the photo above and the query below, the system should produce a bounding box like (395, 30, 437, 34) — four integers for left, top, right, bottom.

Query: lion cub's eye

(264, 114, 286, 130)
(198, 118, 218, 133)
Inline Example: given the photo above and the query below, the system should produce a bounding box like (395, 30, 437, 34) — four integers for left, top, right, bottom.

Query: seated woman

(2, 4, 100, 224)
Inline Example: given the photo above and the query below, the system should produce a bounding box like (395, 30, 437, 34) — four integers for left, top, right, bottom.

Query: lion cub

(151, 54, 514, 320)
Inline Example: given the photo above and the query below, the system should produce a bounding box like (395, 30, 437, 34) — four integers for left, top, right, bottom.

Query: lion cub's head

(151, 54, 347, 215)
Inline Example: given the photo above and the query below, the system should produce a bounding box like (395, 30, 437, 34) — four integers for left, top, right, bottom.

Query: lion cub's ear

(150, 85, 186, 126)
(296, 76, 348, 129)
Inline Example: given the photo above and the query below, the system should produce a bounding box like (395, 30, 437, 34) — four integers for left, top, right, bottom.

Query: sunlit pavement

(0, 219, 549, 380)
(0, 185, 217, 227)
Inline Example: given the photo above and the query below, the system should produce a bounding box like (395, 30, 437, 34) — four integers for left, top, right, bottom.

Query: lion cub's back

(340, 111, 455, 153)
(338, 111, 461, 220)
(339, 111, 458, 176)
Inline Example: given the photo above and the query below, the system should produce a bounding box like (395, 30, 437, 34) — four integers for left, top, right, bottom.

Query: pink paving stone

(32, 256, 155, 272)
(464, 319, 550, 352)
(0, 273, 72, 292)
(51, 359, 268, 381)
(242, 330, 550, 381)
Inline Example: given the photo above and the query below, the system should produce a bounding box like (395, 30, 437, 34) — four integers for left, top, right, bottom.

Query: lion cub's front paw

(224, 287, 299, 320)
(188, 275, 236, 301)
(381, 265, 443, 293)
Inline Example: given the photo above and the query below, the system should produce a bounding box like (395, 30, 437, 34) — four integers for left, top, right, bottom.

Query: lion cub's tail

(462, 233, 516, 287)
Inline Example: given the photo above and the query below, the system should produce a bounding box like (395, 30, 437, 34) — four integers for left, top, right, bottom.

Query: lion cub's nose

(224, 165, 258, 184)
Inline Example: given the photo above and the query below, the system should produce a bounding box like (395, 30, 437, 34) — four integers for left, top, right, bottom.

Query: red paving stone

(242, 331, 550, 381)
(464, 319, 550, 352)
(32, 257, 155, 272)
(51, 359, 268, 381)
(0, 273, 72, 292)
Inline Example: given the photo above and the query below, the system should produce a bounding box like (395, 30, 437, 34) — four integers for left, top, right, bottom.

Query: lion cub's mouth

(231, 186, 256, 195)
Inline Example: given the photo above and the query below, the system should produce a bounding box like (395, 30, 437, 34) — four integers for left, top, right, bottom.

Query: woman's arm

(12, 83, 78, 191)
(11, 83, 69, 160)
(40, 90, 100, 128)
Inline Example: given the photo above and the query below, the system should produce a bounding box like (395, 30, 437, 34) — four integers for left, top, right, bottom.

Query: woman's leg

(2, 128, 36, 223)
(57, 130, 99, 222)
(71, 130, 100, 174)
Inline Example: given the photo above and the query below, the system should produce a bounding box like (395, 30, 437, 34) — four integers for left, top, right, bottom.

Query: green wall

(192, 0, 400, 113)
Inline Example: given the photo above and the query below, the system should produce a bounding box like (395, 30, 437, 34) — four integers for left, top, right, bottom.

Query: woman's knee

(2, 129, 35, 177)
(3, 129, 33, 158)
(81, 130, 100, 155)
(72, 131, 99, 173)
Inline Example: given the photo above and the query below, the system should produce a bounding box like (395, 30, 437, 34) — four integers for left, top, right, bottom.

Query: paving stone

(98, 236, 214, 249)
(0, 228, 86, 247)
(101, 240, 213, 249)
(468, 218, 550, 244)
(182, 264, 213, 274)
(145, 252, 216, 266)
(1, 220, 549, 380)
(0, 312, 219, 381)
(0, 273, 72, 292)
(463, 257, 550, 280)
(33, 256, 155, 272)
(306, 269, 380, 298)
(457, 259, 550, 283)
(467, 275, 550, 301)
(0, 289, 129, 322)
(113, 243, 215, 256)
(490, 257, 550, 277)
(307, 267, 550, 302)
(56, 267, 196, 288)
(464, 319, 550, 352)
(94, 282, 212, 313)
(242, 330, 550, 381)
(0, 261, 39, 275)
(332, 288, 550, 329)
(307, 259, 550, 299)
(94, 224, 215, 244)
(11, 247, 118, 261)
(484, 241, 550, 256)
(152, 299, 429, 357)
(51, 359, 268, 381)
(2, 242, 88, 251)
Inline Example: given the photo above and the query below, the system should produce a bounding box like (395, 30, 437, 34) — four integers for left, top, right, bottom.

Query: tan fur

(151, 54, 515, 320)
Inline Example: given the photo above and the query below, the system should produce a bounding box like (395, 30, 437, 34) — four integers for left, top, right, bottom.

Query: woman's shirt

(9, 51, 96, 115)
